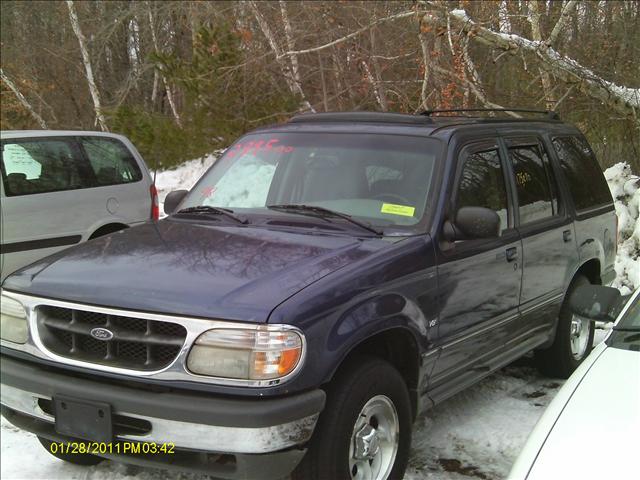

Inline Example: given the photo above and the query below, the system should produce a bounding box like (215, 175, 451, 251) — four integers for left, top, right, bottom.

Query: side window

(1, 139, 86, 196)
(457, 149, 509, 232)
(552, 136, 612, 211)
(80, 137, 142, 186)
(508, 143, 558, 224)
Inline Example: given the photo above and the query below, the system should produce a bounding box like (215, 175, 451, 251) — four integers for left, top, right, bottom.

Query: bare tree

(527, 1, 553, 108)
(66, 0, 108, 131)
(249, 1, 314, 112)
(147, 2, 182, 127)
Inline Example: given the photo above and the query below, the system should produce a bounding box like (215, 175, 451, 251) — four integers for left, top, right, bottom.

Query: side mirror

(569, 285, 623, 322)
(444, 206, 501, 241)
(164, 190, 188, 215)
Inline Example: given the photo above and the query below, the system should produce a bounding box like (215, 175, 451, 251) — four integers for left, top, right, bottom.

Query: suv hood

(3, 220, 389, 322)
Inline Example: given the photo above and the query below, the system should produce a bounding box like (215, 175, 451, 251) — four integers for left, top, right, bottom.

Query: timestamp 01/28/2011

(48, 441, 175, 456)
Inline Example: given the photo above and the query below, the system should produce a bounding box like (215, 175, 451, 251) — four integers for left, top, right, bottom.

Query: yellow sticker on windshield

(381, 203, 415, 217)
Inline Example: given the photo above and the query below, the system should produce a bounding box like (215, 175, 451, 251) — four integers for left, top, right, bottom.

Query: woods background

(1, 0, 638, 171)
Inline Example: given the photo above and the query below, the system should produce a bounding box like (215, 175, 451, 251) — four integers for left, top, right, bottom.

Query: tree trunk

(0, 68, 48, 128)
(249, 1, 314, 112)
(66, 0, 108, 131)
(527, 1, 554, 109)
(278, 0, 313, 111)
(147, 2, 182, 127)
(368, 28, 388, 111)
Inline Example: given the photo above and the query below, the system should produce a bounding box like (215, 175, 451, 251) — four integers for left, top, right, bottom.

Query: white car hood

(526, 346, 640, 480)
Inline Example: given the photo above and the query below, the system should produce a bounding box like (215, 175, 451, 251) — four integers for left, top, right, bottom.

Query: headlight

(187, 327, 303, 381)
(0, 294, 28, 344)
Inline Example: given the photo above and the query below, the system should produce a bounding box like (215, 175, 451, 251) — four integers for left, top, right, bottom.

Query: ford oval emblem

(90, 327, 114, 341)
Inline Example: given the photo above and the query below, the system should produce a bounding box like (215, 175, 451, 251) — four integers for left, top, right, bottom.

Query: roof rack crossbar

(420, 108, 560, 120)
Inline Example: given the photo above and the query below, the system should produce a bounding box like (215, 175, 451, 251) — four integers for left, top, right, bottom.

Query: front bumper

(1, 355, 325, 478)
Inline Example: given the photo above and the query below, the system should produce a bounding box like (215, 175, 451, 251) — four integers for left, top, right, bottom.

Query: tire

(37, 437, 104, 466)
(293, 356, 412, 480)
(535, 275, 595, 378)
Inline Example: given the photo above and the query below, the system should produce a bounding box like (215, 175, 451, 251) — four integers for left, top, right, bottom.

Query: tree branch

(279, 11, 416, 59)
(0, 68, 48, 128)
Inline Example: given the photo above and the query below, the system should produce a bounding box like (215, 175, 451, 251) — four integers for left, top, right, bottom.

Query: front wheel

(535, 275, 595, 378)
(293, 357, 412, 480)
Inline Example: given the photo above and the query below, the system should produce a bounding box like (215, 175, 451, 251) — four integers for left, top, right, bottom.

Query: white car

(510, 286, 639, 480)
(1, 131, 158, 281)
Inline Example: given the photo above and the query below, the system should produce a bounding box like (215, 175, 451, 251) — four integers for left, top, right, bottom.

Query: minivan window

(552, 136, 612, 211)
(457, 149, 509, 232)
(1, 139, 87, 196)
(508, 143, 558, 224)
(81, 137, 142, 186)
(180, 133, 439, 229)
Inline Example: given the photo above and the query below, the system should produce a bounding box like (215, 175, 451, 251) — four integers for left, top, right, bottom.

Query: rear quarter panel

(573, 207, 617, 283)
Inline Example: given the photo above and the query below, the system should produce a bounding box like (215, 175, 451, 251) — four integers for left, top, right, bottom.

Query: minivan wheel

(293, 357, 412, 480)
(37, 437, 104, 466)
(535, 275, 595, 378)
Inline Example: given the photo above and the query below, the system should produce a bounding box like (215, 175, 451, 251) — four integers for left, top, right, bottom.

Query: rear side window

(457, 149, 509, 232)
(507, 143, 559, 224)
(552, 136, 612, 211)
(80, 137, 142, 186)
(1, 139, 88, 196)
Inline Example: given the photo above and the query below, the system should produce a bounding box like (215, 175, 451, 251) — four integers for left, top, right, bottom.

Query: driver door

(428, 140, 523, 403)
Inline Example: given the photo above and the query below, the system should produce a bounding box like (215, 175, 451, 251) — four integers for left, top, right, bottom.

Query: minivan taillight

(150, 184, 159, 221)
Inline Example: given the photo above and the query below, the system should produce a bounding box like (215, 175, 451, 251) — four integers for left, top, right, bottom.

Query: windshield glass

(179, 132, 439, 230)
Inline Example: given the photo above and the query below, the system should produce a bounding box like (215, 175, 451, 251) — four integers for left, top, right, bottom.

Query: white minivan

(0, 131, 158, 281)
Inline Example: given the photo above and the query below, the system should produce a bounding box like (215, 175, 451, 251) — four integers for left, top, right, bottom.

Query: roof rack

(289, 112, 434, 125)
(420, 108, 560, 120)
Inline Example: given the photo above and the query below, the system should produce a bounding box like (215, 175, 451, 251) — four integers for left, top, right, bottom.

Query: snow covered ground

(1, 156, 637, 480)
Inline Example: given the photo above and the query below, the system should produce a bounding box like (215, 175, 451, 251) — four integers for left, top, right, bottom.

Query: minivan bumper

(0, 355, 325, 479)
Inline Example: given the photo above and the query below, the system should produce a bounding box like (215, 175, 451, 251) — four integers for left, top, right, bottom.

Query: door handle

(506, 247, 518, 262)
(563, 230, 572, 242)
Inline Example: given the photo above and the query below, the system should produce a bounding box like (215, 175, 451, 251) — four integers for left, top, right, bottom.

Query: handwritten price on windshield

(226, 138, 294, 158)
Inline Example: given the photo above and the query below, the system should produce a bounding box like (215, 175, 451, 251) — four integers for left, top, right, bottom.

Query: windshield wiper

(267, 204, 383, 235)
(176, 205, 248, 225)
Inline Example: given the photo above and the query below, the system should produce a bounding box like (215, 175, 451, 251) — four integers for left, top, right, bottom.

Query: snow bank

(605, 162, 640, 294)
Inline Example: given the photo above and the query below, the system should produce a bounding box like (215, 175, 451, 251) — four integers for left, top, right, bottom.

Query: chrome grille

(37, 306, 187, 370)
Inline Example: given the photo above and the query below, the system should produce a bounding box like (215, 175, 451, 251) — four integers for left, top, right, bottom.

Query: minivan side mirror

(443, 206, 501, 241)
(164, 190, 188, 215)
(569, 284, 623, 322)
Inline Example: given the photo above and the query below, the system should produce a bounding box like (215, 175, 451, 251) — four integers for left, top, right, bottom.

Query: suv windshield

(179, 132, 439, 232)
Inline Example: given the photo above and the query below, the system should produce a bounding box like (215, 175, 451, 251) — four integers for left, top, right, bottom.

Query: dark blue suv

(0, 111, 617, 480)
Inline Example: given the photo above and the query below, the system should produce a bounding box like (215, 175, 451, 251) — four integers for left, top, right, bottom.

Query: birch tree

(249, 1, 314, 112)
(147, 2, 182, 127)
(0, 68, 48, 128)
(66, 0, 108, 131)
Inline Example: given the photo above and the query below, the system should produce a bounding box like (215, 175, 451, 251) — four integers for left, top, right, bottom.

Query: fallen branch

(421, 8, 639, 122)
